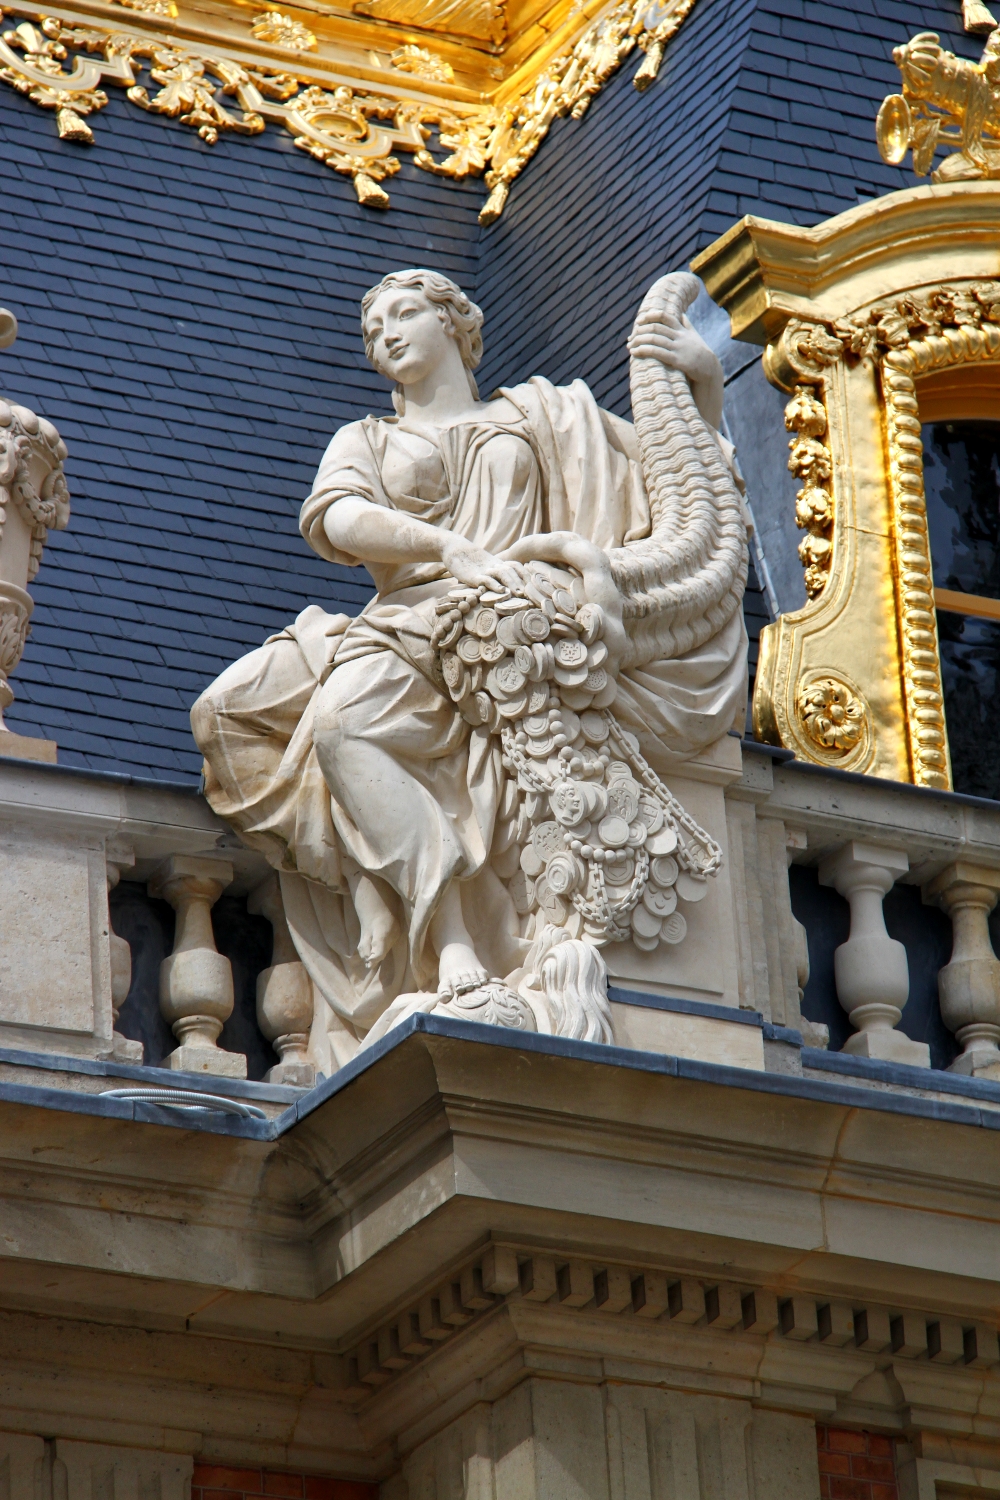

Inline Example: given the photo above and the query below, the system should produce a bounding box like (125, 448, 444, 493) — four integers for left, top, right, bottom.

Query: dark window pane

(923, 419, 1000, 598)
(937, 609, 1000, 801)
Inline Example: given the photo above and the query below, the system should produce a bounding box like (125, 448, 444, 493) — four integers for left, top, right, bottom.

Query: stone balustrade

(3, 739, 1000, 1090)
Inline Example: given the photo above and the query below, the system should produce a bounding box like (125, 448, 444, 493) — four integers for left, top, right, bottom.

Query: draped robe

(192, 376, 748, 1075)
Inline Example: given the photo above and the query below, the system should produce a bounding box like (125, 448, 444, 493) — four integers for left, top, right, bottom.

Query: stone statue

(192, 269, 748, 1073)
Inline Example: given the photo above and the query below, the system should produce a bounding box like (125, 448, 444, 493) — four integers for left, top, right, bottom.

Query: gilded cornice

(0, 0, 696, 218)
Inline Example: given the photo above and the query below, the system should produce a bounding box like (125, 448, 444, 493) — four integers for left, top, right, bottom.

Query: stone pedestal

(819, 840, 929, 1067)
(0, 727, 57, 762)
(148, 854, 246, 1078)
(924, 861, 1000, 1079)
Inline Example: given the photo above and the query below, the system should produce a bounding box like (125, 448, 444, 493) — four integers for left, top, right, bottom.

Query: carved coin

(527, 685, 550, 714)
(597, 815, 630, 849)
(520, 845, 544, 878)
(646, 825, 678, 857)
(553, 588, 577, 616)
(550, 781, 587, 827)
(631, 904, 662, 939)
(442, 653, 464, 692)
(534, 875, 568, 925)
(546, 851, 584, 895)
(643, 885, 677, 917)
(558, 709, 581, 742)
(480, 639, 505, 663)
(554, 664, 590, 688)
(554, 637, 587, 668)
(676, 871, 709, 903)
(587, 641, 608, 669)
(607, 761, 631, 781)
(437, 618, 463, 650)
(532, 821, 565, 861)
(626, 822, 647, 848)
(524, 715, 550, 738)
(498, 694, 528, 719)
(497, 616, 522, 650)
(661, 912, 687, 945)
(579, 710, 608, 744)
(585, 667, 608, 693)
(520, 609, 550, 641)
(496, 596, 533, 614)
(474, 691, 497, 731)
(514, 644, 535, 674)
(606, 780, 640, 823)
(457, 636, 482, 664)
(509, 869, 536, 915)
(576, 603, 604, 645)
(526, 736, 556, 758)
(650, 854, 678, 888)
(636, 795, 664, 834)
(487, 662, 527, 698)
(603, 853, 634, 886)
(471, 607, 498, 638)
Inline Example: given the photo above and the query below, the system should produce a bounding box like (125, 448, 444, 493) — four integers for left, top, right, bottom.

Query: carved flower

(973, 282, 1000, 322)
(250, 11, 318, 50)
(797, 678, 866, 752)
(784, 385, 827, 438)
(390, 45, 454, 81)
(795, 486, 832, 531)
(788, 435, 832, 483)
(786, 320, 845, 370)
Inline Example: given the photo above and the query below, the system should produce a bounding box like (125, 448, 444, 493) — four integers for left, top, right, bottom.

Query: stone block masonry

(817, 1427, 899, 1500)
(190, 1465, 377, 1500)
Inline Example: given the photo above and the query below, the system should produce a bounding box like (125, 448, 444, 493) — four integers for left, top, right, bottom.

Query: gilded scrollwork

(0, 0, 696, 214)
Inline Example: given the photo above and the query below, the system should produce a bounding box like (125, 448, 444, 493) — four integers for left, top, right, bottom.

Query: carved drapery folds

(0, 385, 70, 727)
(0, 0, 696, 219)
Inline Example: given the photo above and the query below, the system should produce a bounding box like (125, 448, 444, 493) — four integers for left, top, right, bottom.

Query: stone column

(819, 840, 929, 1067)
(148, 854, 246, 1078)
(924, 862, 1000, 1079)
(0, 379, 71, 763)
(105, 840, 143, 1064)
(248, 873, 316, 1087)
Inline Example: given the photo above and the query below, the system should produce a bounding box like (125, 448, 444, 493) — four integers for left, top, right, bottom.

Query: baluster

(924, 862, 1000, 1079)
(248, 874, 316, 1087)
(105, 839, 143, 1064)
(819, 840, 929, 1067)
(148, 855, 245, 1077)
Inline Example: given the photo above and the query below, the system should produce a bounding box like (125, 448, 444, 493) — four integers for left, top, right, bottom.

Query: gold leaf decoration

(250, 10, 318, 51)
(390, 44, 453, 81)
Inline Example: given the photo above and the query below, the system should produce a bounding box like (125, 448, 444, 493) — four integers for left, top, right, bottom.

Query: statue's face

(365, 286, 456, 386)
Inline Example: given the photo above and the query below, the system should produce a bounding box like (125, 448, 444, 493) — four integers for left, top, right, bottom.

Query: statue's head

(361, 270, 484, 409)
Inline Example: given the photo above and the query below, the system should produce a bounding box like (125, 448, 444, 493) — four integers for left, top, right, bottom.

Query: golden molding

(0, 0, 695, 217)
(694, 182, 1000, 790)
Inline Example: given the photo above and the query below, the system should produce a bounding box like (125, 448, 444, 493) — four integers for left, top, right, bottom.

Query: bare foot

(437, 942, 488, 1000)
(350, 871, 401, 971)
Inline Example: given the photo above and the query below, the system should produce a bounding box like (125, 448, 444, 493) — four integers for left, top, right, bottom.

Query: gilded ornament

(354, 0, 505, 46)
(796, 676, 867, 754)
(0, 0, 698, 215)
(785, 384, 835, 600)
(878, 28, 1000, 182)
(390, 44, 453, 80)
(249, 11, 317, 50)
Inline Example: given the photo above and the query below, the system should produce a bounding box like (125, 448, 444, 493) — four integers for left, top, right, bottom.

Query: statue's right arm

(323, 498, 525, 593)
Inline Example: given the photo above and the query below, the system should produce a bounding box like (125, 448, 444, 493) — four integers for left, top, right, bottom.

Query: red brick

(304, 1482, 377, 1500)
(819, 1453, 852, 1476)
(866, 1437, 894, 1460)
(852, 1458, 895, 1483)
(819, 1479, 831, 1499)
(829, 1432, 868, 1455)
(202, 1491, 242, 1500)
(871, 1485, 899, 1500)
(193, 1468, 264, 1493)
(829, 1479, 870, 1500)
(817, 1427, 829, 1451)
(262, 1475, 303, 1498)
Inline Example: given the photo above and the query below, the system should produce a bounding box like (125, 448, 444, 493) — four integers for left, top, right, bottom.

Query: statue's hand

(627, 307, 724, 429)
(441, 535, 525, 593)
(501, 532, 627, 675)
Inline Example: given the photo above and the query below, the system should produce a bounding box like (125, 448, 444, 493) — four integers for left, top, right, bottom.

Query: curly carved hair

(360, 269, 484, 375)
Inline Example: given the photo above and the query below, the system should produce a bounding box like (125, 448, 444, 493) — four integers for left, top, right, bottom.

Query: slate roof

(0, 0, 973, 778)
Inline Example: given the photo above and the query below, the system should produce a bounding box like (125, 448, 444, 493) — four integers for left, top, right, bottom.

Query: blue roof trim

(607, 986, 763, 1027)
(4, 1015, 1000, 1139)
(0, 1044, 303, 1101)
